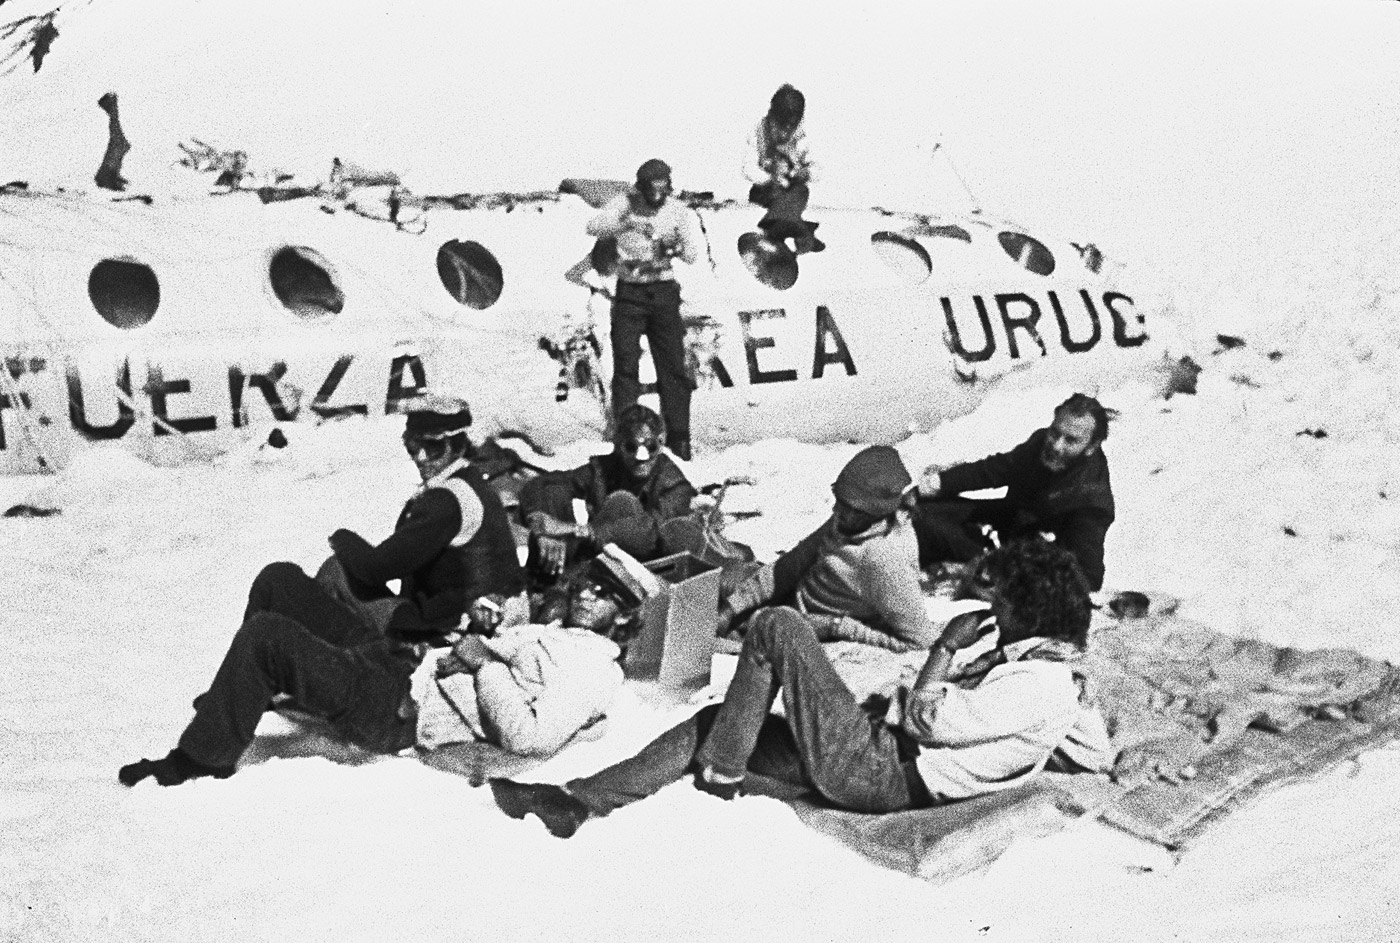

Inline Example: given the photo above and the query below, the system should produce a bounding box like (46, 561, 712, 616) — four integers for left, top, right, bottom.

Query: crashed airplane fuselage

(0, 182, 1166, 473)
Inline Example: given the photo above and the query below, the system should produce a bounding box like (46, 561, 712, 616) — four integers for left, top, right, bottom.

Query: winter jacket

(414, 625, 624, 756)
(586, 190, 700, 284)
(330, 458, 526, 639)
(520, 452, 697, 561)
(726, 514, 939, 652)
(939, 428, 1115, 590)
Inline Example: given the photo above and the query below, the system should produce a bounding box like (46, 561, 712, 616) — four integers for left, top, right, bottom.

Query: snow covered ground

(4, 1, 1400, 941)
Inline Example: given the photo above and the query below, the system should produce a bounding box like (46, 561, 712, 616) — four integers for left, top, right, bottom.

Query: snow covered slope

(3, 2, 1399, 941)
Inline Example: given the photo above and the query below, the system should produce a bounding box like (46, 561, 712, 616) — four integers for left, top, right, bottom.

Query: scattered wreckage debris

(3, 503, 60, 518)
(94, 92, 130, 192)
(1163, 354, 1202, 398)
(0, 8, 58, 75)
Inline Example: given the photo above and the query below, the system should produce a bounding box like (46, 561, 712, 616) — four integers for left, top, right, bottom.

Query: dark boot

(489, 778, 591, 838)
(119, 748, 235, 788)
(794, 221, 825, 254)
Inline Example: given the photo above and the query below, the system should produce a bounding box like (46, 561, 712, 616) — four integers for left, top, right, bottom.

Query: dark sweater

(519, 452, 696, 560)
(940, 428, 1115, 590)
(330, 463, 525, 637)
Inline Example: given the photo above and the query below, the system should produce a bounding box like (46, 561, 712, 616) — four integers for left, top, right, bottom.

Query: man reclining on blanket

(489, 539, 1112, 837)
(415, 563, 641, 757)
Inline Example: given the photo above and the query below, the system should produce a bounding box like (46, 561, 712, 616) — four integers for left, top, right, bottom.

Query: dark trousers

(909, 497, 1013, 568)
(520, 482, 663, 565)
(567, 606, 921, 816)
(177, 562, 417, 768)
(750, 179, 810, 229)
(610, 279, 690, 444)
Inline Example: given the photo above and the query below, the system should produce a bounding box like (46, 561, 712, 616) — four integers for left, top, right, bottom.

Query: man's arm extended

(329, 488, 468, 586)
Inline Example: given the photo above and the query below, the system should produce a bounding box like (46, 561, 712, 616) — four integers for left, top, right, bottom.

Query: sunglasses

(403, 436, 451, 462)
(620, 438, 661, 458)
(574, 583, 608, 602)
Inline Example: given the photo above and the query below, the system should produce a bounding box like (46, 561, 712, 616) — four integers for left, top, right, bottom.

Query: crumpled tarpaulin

(794, 596, 1400, 882)
(1057, 598, 1400, 850)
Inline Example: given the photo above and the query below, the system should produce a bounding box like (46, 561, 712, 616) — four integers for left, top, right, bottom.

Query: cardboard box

(624, 551, 720, 688)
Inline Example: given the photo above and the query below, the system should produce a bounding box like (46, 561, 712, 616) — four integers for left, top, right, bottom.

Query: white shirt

(902, 637, 1099, 800)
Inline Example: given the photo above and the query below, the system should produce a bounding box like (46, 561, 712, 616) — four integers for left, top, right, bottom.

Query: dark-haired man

(519, 404, 696, 580)
(118, 396, 527, 787)
(744, 83, 823, 254)
(488, 539, 1111, 838)
(912, 394, 1115, 590)
(587, 159, 701, 459)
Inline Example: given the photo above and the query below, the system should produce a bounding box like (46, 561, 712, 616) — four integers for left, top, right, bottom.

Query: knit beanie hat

(404, 394, 473, 439)
(832, 445, 911, 515)
(636, 158, 672, 184)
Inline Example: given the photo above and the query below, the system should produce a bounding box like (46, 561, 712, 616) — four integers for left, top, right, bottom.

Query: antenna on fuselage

(929, 139, 983, 216)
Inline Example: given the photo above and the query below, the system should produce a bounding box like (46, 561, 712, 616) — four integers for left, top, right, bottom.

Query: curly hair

(971, 538, 1092, 647)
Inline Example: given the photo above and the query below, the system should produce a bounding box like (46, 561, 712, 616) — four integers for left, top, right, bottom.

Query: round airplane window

(437, 240, 504, 310)
(737, 232, 798, 291)
(998, 232, 1056, 276)
(88, 258, 160, 329)
(269, 246, 345, 319)
(871, 231, 931, 285)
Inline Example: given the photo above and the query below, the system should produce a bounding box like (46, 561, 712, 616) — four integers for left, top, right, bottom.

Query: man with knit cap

(715, 444, 937, 652)
(586, 158, 702, 460)
(118, 395, 527, 788)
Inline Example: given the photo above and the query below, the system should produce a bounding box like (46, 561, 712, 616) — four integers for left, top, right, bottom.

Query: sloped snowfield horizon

(5, 1, 1400, 940)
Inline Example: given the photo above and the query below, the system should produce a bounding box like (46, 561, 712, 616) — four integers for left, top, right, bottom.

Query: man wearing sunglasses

(519, 404, 696, 583)
(418, 559, 645, 758)
(118, 396, 527, 788)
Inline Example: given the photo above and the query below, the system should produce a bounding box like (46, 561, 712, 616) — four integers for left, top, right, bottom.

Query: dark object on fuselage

(94, 92, 130, 192)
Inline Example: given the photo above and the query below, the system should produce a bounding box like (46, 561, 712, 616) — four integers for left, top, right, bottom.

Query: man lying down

(490, 537, 1114, 837)
(414, 565, 641, 757)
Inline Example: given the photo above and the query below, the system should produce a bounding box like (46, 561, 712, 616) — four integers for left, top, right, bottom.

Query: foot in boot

(489, 778, 591, 838)
(119, 748, 235, 788)
(693, 765, 744, 801)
